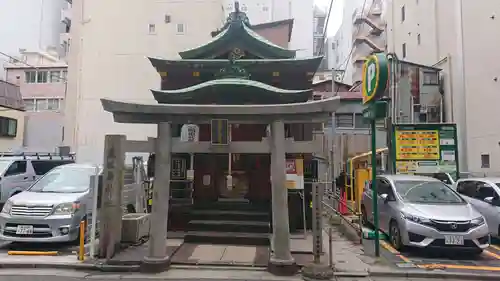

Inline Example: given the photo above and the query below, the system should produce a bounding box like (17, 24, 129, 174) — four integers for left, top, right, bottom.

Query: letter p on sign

(367, 64, 376, 92)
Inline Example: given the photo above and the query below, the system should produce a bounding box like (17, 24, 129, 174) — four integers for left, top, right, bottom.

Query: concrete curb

(1, 261, 500, 281)
(332, 268, 500, 280)
(0, 262, 139, 272)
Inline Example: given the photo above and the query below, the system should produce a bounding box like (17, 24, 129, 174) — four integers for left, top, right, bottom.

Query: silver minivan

(362, 175, 489, 254)
(0, 163, 100, 243)
(0, 155, 74, 203)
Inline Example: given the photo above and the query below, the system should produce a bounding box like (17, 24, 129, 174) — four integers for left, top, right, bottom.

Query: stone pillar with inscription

(268, 120, 297, 275)
(99, 134, 125, 260)
(142, 122, 173, 272)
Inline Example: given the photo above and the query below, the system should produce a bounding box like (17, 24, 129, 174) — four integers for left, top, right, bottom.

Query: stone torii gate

(100, 96, 340, 273)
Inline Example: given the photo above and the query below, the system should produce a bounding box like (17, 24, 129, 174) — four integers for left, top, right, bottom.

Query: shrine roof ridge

(101, 96, 341, 116)
(151, 78, 311, 95)
(148, 56, 324, 65)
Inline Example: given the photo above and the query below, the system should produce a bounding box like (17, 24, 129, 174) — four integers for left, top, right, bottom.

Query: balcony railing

(61, 9, 71, 25)
(60, 32, 70, 45)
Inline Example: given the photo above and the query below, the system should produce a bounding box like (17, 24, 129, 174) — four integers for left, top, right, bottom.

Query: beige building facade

(4, 50, 67, 152)
(0, 81, 25, 151)
(386, 0, 500, 174)
(65, 0, 315, 164)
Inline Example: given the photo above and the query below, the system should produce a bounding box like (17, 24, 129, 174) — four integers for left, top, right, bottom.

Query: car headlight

(471, 217, 485, 227)
(1, 200, 12, 214)
(401, 212, 431, 225)
(53, 202, 80, 216)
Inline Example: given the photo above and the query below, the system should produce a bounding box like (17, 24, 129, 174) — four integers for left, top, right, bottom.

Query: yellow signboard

(395, 130, 440, 160)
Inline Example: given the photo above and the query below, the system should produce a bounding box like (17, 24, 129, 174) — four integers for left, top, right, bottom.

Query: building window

(47, 98, 60, 110)
(417, 34, 421, 45)
(62, 70, 68, 80)
(423, 71, 439, 85)
(335, 114, 354, 128)
(36, 71, 48, 83)
(177, 23, 185, 34)
(148, 24, 156, 34)
(401, 5, 405, 22)
(25, 71, 36, 83)
(50, 71, 61, 82)
(402, 43, 407, 58)
(23, 99, 35, 111)
(0, 117, 17, 138)
(164, 15, 171, 23)
(481, 154, 490, 168)
(354, 114, 369, 128)
(24, 98, 62, 112)
(262, 6, 268, 12)
(35, 99, 48, 111)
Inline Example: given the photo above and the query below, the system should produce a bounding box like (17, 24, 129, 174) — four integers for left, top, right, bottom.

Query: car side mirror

(380, 193, 389, 202)
(484, 197, 494, 204)
(484, 196, 500, 206)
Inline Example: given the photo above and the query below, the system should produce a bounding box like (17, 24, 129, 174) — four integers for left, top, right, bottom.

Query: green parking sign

(362, 53, 389, 105)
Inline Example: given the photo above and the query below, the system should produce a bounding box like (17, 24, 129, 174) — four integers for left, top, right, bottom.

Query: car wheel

(389, 221, 404, 251)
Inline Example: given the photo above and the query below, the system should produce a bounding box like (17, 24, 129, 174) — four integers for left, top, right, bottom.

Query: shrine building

(101, 2, 340, 273)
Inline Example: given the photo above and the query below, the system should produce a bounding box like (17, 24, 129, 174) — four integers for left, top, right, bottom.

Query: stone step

(188, 220, 271, 233)
(184, 231, 270, 246)
(190, 209, 269, 222)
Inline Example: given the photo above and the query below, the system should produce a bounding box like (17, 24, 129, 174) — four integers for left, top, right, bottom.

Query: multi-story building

(0, 0, 68, 77)
(0, 81, 25, 151)
(331, 0, 387, 84)
(65, 0, 313, 164)
(351, 0, 387, 83)
(330, 0, 365, 85)
(61, 0, 72, 58)
(313, 5, 327, 56)
(385, 0, 500, 174)
(4, 50, 67, 152)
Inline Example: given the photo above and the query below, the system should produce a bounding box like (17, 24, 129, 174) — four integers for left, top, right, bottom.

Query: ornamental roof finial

(234, 1, 240, 13)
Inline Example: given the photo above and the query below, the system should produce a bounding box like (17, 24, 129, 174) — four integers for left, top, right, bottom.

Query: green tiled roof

(151, 78, 312, 104)
(178, 5, 296, 59)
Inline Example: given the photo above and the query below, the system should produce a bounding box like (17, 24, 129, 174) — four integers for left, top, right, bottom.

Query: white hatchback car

(453, 178, 500, 238)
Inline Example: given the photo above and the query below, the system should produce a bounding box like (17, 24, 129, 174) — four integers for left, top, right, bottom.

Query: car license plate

(16, 225, 34, 235)
(444, 235, 464, 245)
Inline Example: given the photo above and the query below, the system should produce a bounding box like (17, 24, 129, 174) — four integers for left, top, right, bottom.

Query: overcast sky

(315, 0, 344, 36)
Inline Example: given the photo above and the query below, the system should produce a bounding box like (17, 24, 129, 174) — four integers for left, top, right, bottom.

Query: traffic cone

(340, 190, 348, 215)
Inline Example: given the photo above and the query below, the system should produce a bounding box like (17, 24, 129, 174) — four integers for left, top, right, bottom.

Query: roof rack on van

(0, 152, 76, 160)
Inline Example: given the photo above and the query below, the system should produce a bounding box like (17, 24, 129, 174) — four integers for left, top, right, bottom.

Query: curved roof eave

(101, 96, 341, 116)
(151, 78, 311, 96)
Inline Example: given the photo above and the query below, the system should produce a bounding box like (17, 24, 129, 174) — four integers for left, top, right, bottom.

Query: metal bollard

(328, 227, 333, 268)
(78, 220, 85, 261)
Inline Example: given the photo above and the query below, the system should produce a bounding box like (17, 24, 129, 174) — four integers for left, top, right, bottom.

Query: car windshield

(0, 160, 11, 174)
(394, 180, 464, 204)
(28, 165, 96, 193)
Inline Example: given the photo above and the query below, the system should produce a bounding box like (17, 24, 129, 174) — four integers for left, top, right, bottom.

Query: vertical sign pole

(312, 182, 323, 263)
(362, 53, 389, 259)
(371, 118, 380, 257)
